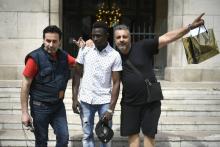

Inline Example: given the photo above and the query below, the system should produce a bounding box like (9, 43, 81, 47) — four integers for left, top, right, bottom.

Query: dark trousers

(30, 100, 69, 147)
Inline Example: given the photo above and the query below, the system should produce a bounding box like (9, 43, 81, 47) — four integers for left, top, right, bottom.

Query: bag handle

(198, 25, 208, 34)
(189, 25, 208, 36)
(189, 25, 209, 44)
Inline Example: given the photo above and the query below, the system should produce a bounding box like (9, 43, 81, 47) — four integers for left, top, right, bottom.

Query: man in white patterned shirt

(72, 21, 122, 147)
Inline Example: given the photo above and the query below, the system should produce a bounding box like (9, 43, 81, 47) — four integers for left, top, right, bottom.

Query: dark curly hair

(92, 21, 109, 34)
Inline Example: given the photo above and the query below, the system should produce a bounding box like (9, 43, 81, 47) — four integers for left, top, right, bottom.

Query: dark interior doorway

(62, 0, 167, 79)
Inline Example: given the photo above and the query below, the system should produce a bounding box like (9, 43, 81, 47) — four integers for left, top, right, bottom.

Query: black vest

(25, 47, 70, 103)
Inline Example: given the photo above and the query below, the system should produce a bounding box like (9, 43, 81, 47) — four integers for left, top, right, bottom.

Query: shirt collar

(94, 43, 112, 53)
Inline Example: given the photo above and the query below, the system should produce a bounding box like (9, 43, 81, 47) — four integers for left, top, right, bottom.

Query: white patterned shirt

(76, 43, 122, 104)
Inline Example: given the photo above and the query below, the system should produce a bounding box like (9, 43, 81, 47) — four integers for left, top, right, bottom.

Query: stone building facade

(0, 0, 219, 81)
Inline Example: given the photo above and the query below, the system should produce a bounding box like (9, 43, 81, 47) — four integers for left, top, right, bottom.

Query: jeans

(30, 100, 69, 147)
(80, 101, 112, 147)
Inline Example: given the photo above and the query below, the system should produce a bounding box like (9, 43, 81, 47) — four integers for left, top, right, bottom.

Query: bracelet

(187, 24, 192, 31)
(107, 109, 113, 114)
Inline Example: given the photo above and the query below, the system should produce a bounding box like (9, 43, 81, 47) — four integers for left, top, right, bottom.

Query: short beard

(118, 45, 126, 51)
(117, 44, 131, 54)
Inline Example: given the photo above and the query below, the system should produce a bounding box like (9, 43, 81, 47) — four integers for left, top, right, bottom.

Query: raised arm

(158, 13, 205, 49)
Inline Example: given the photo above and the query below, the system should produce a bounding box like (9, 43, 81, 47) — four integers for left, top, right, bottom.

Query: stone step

(0, 129, 219, 147)
(1, 114, 220, 132)
(1, 100, 220, 108)
(4, 95, 220, 101)
(0, 85, 220, 95)
(1, 112, 220, 118)
(1, 81, 220, 146)
(1, 88, 220, 108)
(1, 101, 219, 111)
(2, 109, 219, 117)
(1, 95, 220, 105)
(1, 90, 220, 102)
(1, 80, 220, 89)
(1, 101, 220, 110)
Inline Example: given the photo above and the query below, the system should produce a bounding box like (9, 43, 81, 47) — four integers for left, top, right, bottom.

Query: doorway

(62, 0, 167, 79)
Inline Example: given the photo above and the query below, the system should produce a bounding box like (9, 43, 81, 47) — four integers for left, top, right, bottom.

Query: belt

(32, 100, 61, 106)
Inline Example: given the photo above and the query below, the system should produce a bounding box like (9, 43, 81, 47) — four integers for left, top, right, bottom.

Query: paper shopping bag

(182, 27, 219, 64)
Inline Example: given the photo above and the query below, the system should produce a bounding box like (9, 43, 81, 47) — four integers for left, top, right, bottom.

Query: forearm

(171, 27, 188, 40)
(72, 65, 82, 102)
(72, 74, 80, 101)
(159, 25, 189, 49)
(20, 89, 29, 114)
(20, 78, 31, 114)
(165, 26, 189, 42)
(109, 81, 120, 111)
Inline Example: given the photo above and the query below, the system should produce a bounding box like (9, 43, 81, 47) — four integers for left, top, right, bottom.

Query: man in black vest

(20, 25, 76, 147)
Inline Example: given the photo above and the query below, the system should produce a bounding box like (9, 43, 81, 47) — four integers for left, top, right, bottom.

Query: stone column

(165, 0, 220, 82)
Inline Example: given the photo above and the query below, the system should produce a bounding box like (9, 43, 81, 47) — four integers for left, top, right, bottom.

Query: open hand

(73, 37, 86, 49)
